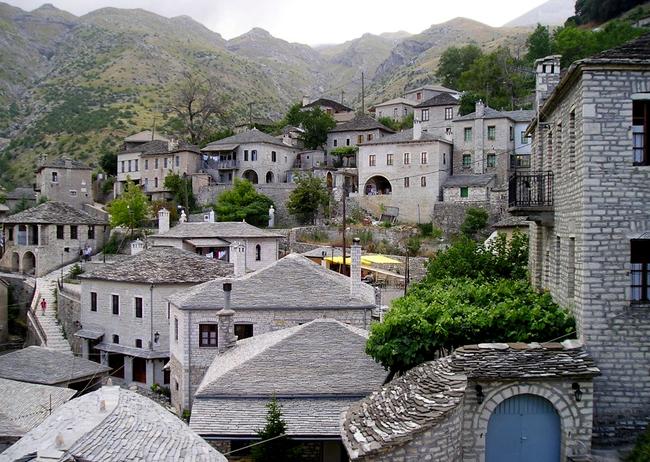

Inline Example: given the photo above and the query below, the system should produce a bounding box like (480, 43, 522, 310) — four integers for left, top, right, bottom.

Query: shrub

(627, 425, 650, 462)
(68, 264, 84, 279)
(460, 207, 489, 239)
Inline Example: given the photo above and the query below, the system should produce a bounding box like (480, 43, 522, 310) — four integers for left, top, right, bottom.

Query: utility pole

(340, 90, 345, 105)
(361, 71, 365, 114)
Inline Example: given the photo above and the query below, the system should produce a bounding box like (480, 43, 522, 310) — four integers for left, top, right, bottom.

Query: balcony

(508, 171, 554, 223)
(203, 159, 240, 170)
(510, 154, 531, 169)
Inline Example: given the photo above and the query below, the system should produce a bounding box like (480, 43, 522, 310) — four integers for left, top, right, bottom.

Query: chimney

(413, 118, 422, 140)
(475, 100, 485, 118)
(217, 282, 237, 353)
(302, 95, 310, 107)
(158, 208, 170, 234)
(167, 137, 179, 152)
(231, 241, 246, 277)
(179, 210, 187, 223)
(350, 237, 362, 297)
(203, 209, 215, 223)
(535, 55, 562, 111)
(268, 205, 275, 228)
(130, 238, 144, 255)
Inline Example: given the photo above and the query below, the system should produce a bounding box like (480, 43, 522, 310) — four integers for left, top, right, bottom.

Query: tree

(280, 102, 304, 127)
(525, 24, 553, 64)
(299, 107, 336, 149)
(251, 397, 299, 462)
(164, 173, 196, 212)
(107, 178, 150, 236)
(574, 0, 646, 24)
(99, 150, 118, 176)
(168, 71, 230, 145)
(460, 207, 489, 239)
(377, 116, 401, 132)
(287, 174, 329, 224)
(435, 44, 483, 89)
(213, 178, 273, 227)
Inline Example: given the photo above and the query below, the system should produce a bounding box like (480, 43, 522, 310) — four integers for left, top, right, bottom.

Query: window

(416, 91, 422, 101)
(174, 317, 179, 341)
(422, 109, 429, 121)
(112, 294, 119, 315)
(251, 150, 258, 161)
(199, 324, 218, 347)
(462, 154, 471, 167)
(521, 131, 529, 145)
(112, 334, 119, 344)
(87, 226, 95, 240)
(154, 177, 158, 188)
(175, 155, 179, 167)
(393, 108, 398, 119)
(56, 225, 64, 240)
(144, 159, 149, 170)
(163, 158, 168, 169)
(420, 152, 428, 164)
(460, 187, 469, 198)
(487, 153, 496, 168)
(167, 302, 170, 320)
(568, 238, 575, 298)
(569, 111, 576, 171)
(128, 160, 132, 172)
(464, 127, 472, 142)
(357, 135, 364, 144)
(7, 227, 12, 241)
(631, 239, 650, 302)
(155, 158, 159, 169)
(487, 126, 496, 141)
(255, 244, 261, 261)
(445, 107, 453, 120)
(69, 190, 77, 197)
(443, 152, 446, 165)
(403, 152, 410, 165)
(135, 339, 143, 348)
(386, 153, 393, 166)
(445, 127, 452, 136)
(135, 159, 139, 171)
(367, 133, 373, 141)
(420, 176, 427, 187)
(70, 225, 78, 240)
(368, 155, 376, 166)
(404, 177, 410, 188)
(271, 151, 277, 162)
(555, 236, 561, 287)
(234, 323, 254, 340)
(135, 297, 143, 318)
(509, 126, 514, 141)
(121, 161, 125, 173)
(51, 171, 58, 183)
(346, 138, 350, 146)
(244, 150, 249, 161)
(90, 292, 97, 312)
(333, 139, 338, 147)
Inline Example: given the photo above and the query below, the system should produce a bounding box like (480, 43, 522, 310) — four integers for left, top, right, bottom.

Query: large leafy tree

(163, 173, 196, 212)
(525, 24, 553, 64)
(573, 0, 646, 24)
(299, 107, 336, 149)
(107, 178, 150, 236)
(287, 174, 329, 224)
(213, 178, 273, 227)
(435, 44, 483, 90)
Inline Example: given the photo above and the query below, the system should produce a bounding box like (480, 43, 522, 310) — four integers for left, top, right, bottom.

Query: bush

(627, 425, 650, 462)
(68, 264, 84, 279)
(406, 236, 421, 255)
(418, 222, 444, 239)
(460, 207, 489, 239)
(354, 229, 374, 247)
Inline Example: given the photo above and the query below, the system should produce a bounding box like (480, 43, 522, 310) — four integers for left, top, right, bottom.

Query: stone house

(150, 210, 282, 271)
(115, 139, 202, 201)
(511, 37, 650, 450)
(413, 92, 461, 139)
(76, 246, 233, 388)
(0, 201, 109, 276)
(404, 84, 460, 104)
(190, 318, 388, 462)
(167, 245, 377, 413)
(371, 97, 416, 122)
(342, 342, 600, 462)
(302, 97, 355, 124)
(356, 122, 452, 222)
(201, 128, 300, 185)
(442, 174, 495, 204)
(122, 129, 169, 151)
(34, 157, 93, 209)
(326, 115, 395, 169)
(1, 385, 227, 461)
(3, 186, 36, 211)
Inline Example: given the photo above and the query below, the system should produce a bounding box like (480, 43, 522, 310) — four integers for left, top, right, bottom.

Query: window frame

(487, 125, 496, 141)
(87, 226, 95, 240)
(633, 100, 650, 166)
(368, 154, 376, 167)
(420, 176, 427, 187)
(135, 297, 143, 318)
(51, 171, 58, 183)
(420, 152, 428, 165)
(90, 292, 97, 312)
(460, 187, 469, 198)
(403, 152, 410, 165)
(487, 153, 496, 168)
(421, 109, 429, 122)
(56, 225, 64, 240)
(464, 127, 473, 142)
(404, 177, 410, 188)
(386, 153, 393, 166)
(112, 294, 120, 316)
(234, 323, 254, 340)
(631, 239, 650, 302)
(255, 244, 262, 261)
(444, 107, 453, 120)
(70, 225, 78, 240)
(462, 154, 471, 168)
(199, 323, 219, 347)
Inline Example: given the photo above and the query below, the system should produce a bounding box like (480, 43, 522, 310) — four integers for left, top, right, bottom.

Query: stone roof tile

(1, 201, 108, 225)
(35, 157, 91, 172)
(329, 115, 395, 133)
(153, 221, 283, 239)
(203, 128, 291, 149)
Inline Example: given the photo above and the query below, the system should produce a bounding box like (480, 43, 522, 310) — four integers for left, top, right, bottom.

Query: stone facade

(526, 51, 650, 446)
(374, 99, 415, 122)
(35, 160, 93, 209)
(0, 279, 8, 345)
(56, 286, 81, 354)
(327, 128, 387, 158)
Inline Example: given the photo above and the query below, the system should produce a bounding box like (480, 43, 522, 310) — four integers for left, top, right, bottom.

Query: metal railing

(203, 159, 240, 170)
(510, 154, 531, 169)
(508, 171, 554, 209)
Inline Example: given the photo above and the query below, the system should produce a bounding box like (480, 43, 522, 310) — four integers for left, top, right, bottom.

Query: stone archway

(265, 171, 274, 184)
(243, 170, 259, 184)
(22, 251, 36, 275)
(11, 252, 19, 272)
(364, 175, 392, 195)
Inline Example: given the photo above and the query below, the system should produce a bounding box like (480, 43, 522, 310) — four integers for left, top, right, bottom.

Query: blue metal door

(486, 394, 560, 462)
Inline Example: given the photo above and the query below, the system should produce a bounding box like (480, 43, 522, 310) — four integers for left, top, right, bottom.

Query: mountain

(0, 2, 534, 187)
(504, 0, 575, 27)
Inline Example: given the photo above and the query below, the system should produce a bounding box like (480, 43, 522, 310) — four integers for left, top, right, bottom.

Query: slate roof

(1, 386, 227, 462)
(586, 32, 650, 63)
(372, 97, 416, 108)
(0, 346, 110, 385)
(35, 157, 91, 172)
(0, 378, 76, 438)
(123, 130, 169, 143)
(414, 92, 460, 108)
(342, 341, 599, 459)
(443, 174, 495, 188)
(301, 246, 345, 258)
(493, 215, 529, 228)
(168, 253, 376, 310)
(153, 221, 283, 240)
(405, 84, 459, 95)
(123, 139, 200, 155)
(0, 201, 108, 225)
(455, 107, 534, 122)
(203, 128, 290, 149)
(79, 246, 233, 284)
(303, 98, 353, 113)
(362, 128, 450, 146)
(191, 319, 388, 437)
(5, 187, 36, 201)
(329, 115, 395, 133)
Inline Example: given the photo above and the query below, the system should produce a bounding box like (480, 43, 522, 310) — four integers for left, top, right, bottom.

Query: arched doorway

(22, 251, 36, 275)
(486, 394, 561, 462)
(11, 252, 19, 272)
(265, 171, 274, 183)
(364, 175, 392, 195)
(326, 172, 333, 190)
(243, 170, 258, 184)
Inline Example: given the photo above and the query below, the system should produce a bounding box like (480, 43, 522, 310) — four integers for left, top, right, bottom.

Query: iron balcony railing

(509, 171, 554, 209)
(510, 154, 531, 169)
(203, 159, 240, 170)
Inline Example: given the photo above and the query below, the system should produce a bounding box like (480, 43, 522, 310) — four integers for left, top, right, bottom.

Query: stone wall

(432, 202, 489, 235)
(57, 285, 81, 354)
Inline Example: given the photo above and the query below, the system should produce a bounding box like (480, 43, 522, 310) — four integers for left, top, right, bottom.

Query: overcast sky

(5, 0, 551, 44)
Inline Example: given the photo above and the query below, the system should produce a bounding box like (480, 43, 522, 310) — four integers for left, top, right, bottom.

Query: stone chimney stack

(217, 282, 237, 353)
(167, 137, 179, 152)
(413, 118, 422, 140)
(535, 55, 562, 111)
(130, 239, 145, 255)
(475, 100, 485, 118)
(231, 241, 246, 277)
(302, 95, 310, 107)
(350, 237, 362, 297)
(203, 209, 215, 223)
(158, 208, 170, 234)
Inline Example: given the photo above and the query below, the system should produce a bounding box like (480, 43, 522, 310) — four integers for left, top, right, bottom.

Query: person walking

(40, 298, 47, 315)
